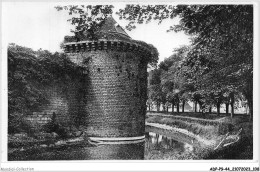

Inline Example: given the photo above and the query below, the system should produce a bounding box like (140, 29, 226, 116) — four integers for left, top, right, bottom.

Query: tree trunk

(248, 99, 253, 121)
(156, 134, 159, 146)
(230, 102, 234, 118)
(217, 103, 220, 116)
(230, 92, 234, 118)
(195, 101, 197, 112)
(172, 101, 175, 113)
(176, 98, 179, 113)
(162, 103, 166, 112)
(157, 102, 160, 112)
(225, 103, 229, 114)
(245, 104, 248, 114)
(243, 79, 253, 121)
(200, 103, 205, 114)
(182, 100, 185, 112)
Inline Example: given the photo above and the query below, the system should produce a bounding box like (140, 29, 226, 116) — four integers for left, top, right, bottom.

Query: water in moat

(8, 128, 196, 160)
(145, 132, 195, 160)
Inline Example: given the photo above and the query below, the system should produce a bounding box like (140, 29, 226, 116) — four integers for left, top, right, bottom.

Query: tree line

(147, 45, 249, 117)
(123, 5, 254, 119)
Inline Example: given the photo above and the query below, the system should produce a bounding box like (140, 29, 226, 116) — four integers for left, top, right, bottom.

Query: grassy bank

(146, 111, 242, 120)
(205, 115, 253, 159)
(146, 115, 233, 141)
(145, 112, 252, 159)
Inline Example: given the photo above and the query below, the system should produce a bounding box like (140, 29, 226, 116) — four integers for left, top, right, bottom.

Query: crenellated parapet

(63, 40, 151, 57)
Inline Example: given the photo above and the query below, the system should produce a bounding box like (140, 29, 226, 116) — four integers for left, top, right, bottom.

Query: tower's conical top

(98, 16, 130, 39)
(64, 16, 132, 43)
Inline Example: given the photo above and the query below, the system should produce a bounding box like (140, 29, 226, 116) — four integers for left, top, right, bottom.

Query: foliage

(132, 40, 159, 68)
(160, 46, 192, 111)
(8, 44, 47, 114)
(148, 69, 163, 110)
(116, 5, 171, 31)
(55, 5, 114, 40)
(118, 5, 253, 116)
(8, 44, 85, 133)
(180, 5, 253, 115)
(8, 113, 35, 134)
(146, 43, 159, 68)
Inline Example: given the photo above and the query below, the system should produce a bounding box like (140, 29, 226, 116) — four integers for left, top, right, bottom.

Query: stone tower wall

(63, 34, 151, 159)
(67, 48, 148, 137)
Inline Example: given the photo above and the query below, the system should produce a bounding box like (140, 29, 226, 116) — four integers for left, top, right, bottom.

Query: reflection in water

(8, 141, 145, 160)
(145, 132, 195, 159)
(9, 132, 195, 160)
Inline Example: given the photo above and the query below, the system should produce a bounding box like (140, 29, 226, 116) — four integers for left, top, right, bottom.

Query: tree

(55, 5, 114, 40)
(160, 45, 192, 113)
(117, 5, 253, 119)
(8, 44, 48, 114)
(146, 97, 153, 111)
(148, 69, 162, 111)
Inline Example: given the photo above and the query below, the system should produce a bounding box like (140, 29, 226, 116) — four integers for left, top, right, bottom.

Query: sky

(2, 2, 191, 62)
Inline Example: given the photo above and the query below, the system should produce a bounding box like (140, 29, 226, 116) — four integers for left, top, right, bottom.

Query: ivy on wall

(8, 43, 86, 133)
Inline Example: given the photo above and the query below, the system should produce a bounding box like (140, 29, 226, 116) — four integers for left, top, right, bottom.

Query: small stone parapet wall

(22, 81, 84, 131)
(24, 112, 52, 130)
(23, 111, 69, 130)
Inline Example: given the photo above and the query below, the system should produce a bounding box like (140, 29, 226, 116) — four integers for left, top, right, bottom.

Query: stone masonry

(63, 17, 151, 138)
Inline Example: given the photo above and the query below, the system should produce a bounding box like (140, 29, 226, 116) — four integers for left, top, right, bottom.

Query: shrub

(42, 121, 59, 133)
(217, 123, 234, 135)
(42, 122, 70, 139)
(8, 113, 35, 135)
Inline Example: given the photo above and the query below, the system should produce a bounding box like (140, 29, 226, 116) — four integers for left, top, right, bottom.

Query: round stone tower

(63, 17, 153, 159)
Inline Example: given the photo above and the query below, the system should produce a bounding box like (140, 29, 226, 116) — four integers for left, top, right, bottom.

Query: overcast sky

(2, 2, 191, 62)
